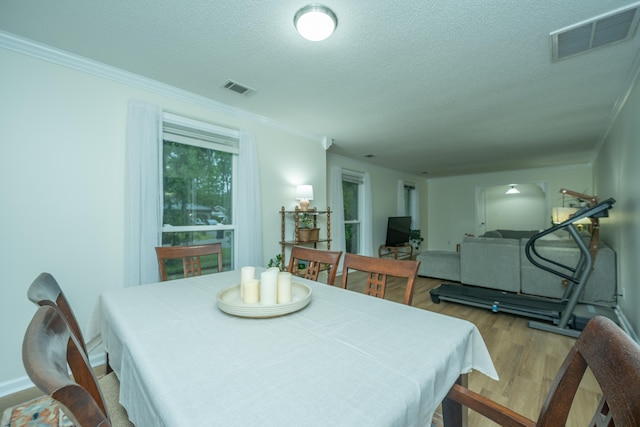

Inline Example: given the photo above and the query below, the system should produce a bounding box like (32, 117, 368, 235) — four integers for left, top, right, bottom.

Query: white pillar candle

(277, 272, 292, 304)
(240, 266, 255, 299)
(260, 268, 279, 305)
(243, 279, 260, 304)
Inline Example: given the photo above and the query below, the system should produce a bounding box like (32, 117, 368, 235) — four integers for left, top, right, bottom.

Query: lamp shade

(294, 4, 337, 41)
(296, 185, 314, 201)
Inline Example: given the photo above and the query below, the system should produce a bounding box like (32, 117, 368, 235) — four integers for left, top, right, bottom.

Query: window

(161, 114, 239, 278)
(404, 182, 416, 227)
(342, 171, 364, 254)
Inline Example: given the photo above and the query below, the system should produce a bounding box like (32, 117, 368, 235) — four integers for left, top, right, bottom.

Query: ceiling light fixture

(294, 4, 338, 41)
(506, 185, 520, 195)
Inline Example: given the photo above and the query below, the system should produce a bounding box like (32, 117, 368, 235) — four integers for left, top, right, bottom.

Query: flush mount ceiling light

(294, 4, 338, 41)
(506, 185, 520, 195)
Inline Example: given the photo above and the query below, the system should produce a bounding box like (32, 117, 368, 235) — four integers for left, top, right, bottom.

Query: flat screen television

(385, 216, 412, 247)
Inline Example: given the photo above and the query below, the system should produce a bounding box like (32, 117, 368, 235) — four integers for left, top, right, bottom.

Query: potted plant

(409, 229, 424, 251)
(267, 254, 284, 271)
(298, 213, 320, 242)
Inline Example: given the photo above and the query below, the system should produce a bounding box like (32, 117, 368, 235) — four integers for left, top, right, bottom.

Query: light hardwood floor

(345, 272, 602, 427)
(2, 274, 602, 426)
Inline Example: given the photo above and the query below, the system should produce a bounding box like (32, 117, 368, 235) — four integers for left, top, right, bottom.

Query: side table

(378, 244, 413, 260)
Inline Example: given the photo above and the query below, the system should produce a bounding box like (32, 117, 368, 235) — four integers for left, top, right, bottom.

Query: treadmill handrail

(526, 227, 580, 283)
(525, 198, 615, 283)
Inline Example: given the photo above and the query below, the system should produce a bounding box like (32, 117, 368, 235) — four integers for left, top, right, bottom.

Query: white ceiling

(2, 1, 640, 177)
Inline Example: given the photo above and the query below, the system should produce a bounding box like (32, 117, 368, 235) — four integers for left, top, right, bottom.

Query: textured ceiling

(1, 0, 639, 177)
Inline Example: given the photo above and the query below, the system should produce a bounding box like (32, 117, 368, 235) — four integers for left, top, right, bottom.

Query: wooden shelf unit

(280, 206, 331, 265)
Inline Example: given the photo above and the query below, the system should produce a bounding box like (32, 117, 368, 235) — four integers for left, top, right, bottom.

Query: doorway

(476, 182, 548, 236)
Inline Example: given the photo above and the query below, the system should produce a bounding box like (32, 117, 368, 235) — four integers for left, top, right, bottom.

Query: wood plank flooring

(345, 272, 602, 426)
(2, 274, 602, 426)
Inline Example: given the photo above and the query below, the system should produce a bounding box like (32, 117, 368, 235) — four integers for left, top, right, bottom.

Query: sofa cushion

(460, 236, 520, 292)
(480, 229, 539, 239)
(496, 229, 538, 239)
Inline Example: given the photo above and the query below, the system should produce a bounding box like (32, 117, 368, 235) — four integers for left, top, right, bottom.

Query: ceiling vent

(551, 4, 640, 61)
(222, 80, 256, 96)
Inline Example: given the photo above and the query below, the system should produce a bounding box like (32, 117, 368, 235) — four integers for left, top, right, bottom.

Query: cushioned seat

(417, 251, 461, 282)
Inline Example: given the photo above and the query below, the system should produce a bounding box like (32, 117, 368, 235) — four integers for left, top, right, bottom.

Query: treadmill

(430, 196, 617, 338)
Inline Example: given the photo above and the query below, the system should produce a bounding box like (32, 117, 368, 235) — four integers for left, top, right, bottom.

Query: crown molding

(0, 30, 326, 143)
(593, 44, 640, 164)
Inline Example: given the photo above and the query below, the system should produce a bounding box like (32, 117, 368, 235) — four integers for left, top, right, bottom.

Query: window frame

(160, 113, 239, 268)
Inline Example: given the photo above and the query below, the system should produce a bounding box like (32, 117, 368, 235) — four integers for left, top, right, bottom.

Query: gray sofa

(418, 229, 617, 307)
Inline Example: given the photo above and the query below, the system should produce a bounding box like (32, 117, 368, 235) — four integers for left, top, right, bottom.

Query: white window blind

(163, 113, 239, 154)
(342, 170, 364, 184)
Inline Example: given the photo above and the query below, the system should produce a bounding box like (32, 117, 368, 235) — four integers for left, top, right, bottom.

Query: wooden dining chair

(443, 315, 640, 427)
(155, 243, 223, 281)
(287, 246, 343, 285)
(27, 272, 101, 354)
(340, 253, 420, 306)
(22, 305, 134, 427)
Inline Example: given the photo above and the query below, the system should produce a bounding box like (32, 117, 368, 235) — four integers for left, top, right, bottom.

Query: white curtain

(398, 179, 421, 230)
(329, 165, 346, 271)
(362, 172, 374, 256)
(124, 100, 163, 286)
(236, 130, 263, 267)
(410, 185, 421, 230)
(397, 179, 406, 216)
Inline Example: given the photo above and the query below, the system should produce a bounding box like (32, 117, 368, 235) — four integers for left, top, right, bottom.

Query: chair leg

(442, 375, 467, 427)
(105, 352, 113, 375)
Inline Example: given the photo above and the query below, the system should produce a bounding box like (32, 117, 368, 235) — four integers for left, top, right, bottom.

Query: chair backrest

(340, 253, 420, 305)
(155, 243, 223, 281)
(287, 246, 343, 286)
(27, 272, 88, 353)
(22, 305, 111, 427)
(536, 315, 640, 426)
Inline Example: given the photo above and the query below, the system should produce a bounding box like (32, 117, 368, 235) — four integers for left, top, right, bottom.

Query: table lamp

(296, 185, 314, 211)
(552, 207, 592, 225)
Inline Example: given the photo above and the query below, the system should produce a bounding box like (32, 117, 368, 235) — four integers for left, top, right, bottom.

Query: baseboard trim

(0, 352, 106, 398)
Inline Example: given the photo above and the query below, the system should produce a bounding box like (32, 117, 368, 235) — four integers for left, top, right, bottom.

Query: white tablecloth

(87, 270, 498, 427)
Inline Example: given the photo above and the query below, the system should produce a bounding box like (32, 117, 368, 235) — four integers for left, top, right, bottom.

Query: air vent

(551, 4, 640, 61)
(222, 80, 256, 96)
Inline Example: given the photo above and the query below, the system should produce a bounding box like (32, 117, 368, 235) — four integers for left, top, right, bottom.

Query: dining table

(87, 269, 498, 427)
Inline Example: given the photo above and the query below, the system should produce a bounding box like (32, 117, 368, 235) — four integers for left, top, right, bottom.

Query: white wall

(426, 166, 593, 251)
(326, 154, 427, 254)
(594, 74, 640, 335)
(0, 48, 327, 389)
